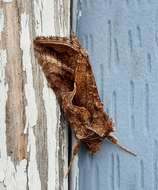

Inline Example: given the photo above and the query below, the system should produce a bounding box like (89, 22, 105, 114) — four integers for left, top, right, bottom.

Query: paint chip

(3, 0, 12, 3)
(0, 9, 4, 32)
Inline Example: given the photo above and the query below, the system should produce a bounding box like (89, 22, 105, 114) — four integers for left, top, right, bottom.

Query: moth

(34, 34, 136, 175)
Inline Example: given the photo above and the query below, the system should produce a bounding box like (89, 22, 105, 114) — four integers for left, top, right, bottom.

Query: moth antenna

(65, 141, 80, 177)
(107, 135, 136, 156)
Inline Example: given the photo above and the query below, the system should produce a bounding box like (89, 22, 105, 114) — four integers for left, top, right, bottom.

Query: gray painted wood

(73, 0, 158, 189)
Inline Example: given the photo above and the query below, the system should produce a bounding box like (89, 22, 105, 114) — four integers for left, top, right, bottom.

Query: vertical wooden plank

(72, 0, 158, 190)
(0, 0, 70, 189)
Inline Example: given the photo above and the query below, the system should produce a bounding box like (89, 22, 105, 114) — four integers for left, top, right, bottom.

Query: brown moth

(33, 34, 136, 175)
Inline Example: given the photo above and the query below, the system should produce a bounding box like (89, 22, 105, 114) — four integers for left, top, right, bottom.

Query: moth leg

(65, 140, 80, 177)
(107, 134, 136, 156)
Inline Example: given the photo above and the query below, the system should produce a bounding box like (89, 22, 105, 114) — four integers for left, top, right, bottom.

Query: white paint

(20, 13, 41, 189)
(4, 159, 27, 190)
(42, 75, 68, 190)
(0, 0, 70, 189)
(0, 50, 8, 184)
(57, 1, 69, 188)
(33, 1, 69, 189)
(33, 0, 55, 36)
(27, 128, 41, 189)
(63, 120, 69, 189)
(57, 0, 70, 36)
(3, 0, 12, 2)
(42, 78, 58, 190)
(0, 183, 6, 190)
(0, 9, 4, 32)
(70, 137, 79, 190)
(33, 1, 58, 189)
(0, 50, 27, 190)
(20, 14, 38, 132)
(15, 160, 27, 190)
(0, 10, 40, 190)
(33, 0, 71, 189)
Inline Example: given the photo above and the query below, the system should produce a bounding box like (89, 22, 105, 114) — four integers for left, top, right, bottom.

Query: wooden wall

(0, 0, 69, 189)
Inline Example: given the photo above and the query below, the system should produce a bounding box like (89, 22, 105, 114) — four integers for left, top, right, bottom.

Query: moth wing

(74, 55, 114, 137)
(61, 83, 93, 140)
(34, 35, 81, 55)
(34, 34, 114, 137)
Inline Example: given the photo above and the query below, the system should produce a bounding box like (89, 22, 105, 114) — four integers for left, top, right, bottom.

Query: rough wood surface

(0, 0, 70, 189)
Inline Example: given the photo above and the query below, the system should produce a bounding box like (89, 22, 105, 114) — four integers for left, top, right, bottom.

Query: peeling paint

(4, 1, 27, 161)
(15, 160, 27, 190)
(20, 13, 41, 189)
(3, 0, 13, 3)
(27, 128, 41, 190)
(20, 14, 37, 132)
(0, 0, 70, 189)
(33, 1, 58, 189)
(0, 50, 27, 190)
(54, 0, 70, 36)
(3, 159, 27, 190)
(70, 138, 79, 190)
(42, 79, 58, 190)
(0, 50, 8, 183)
(0, 9, 4, 32)
(33, 1, 69, 189)
(33, 0, 55, 36)
(0, 183, 6, 190)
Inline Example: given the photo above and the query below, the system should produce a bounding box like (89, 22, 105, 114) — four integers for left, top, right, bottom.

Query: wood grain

(0, 0, 70, 189)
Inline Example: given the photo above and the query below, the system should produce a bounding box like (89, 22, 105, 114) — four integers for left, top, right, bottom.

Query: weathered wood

(0, 0, 70, 189)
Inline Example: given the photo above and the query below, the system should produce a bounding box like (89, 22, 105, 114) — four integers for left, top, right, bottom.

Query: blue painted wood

(74, 0, 158, 189)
